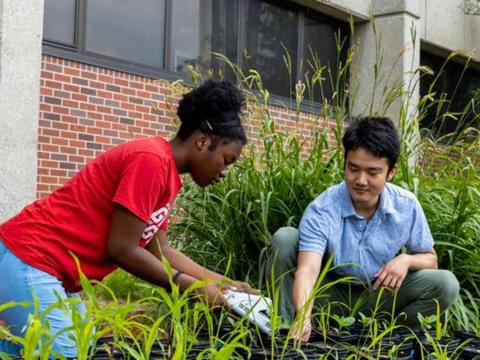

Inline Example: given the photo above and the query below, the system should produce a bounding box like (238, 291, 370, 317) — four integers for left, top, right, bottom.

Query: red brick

(72, 94, 88, 102)
(98, 75, 114, 83)
(50, 169, 67, 177)
(40, 87, 53, 96)
(45, 63, 62, 72)
(41, 71, 54, 79)
(70, 125, 86, 132)
(96, 136, 111, 144)
(121, 103, 135, 111)
(87, 112, 102, 120)
(68, 141, 84, 148)
(60, 146, 78, 155)
(96, 106, 112, 114)
(80, 103, 96, 111)
(52, 106, 69, 114)
(45, 80, 62, 90)
(63, 100, 79, 108)
(42, 129, 60, 137)
(90, 81, 105, 90)
(95, 120, 111, 129)
(60, 131, 77, 139)
(78, 149, 94, 157)
(40, 160, 59, 168)
(39, 176, 59, 184)
(137, 90, 150, 98)
(81, 71, 97, 80)
(114, 78, 129, 86)
(51, 138, 69, 146)
(97, 90, 113, 99)
(42, 144, 59, 152)
(103, 115, 117, 122)
(40, 103, 52, 112)
(64, 68, 80, 76)
(54, 74, 71, 83)
(63, 84, 80, 93)
(136, 105, 150, 113)
(113, 93, 128, 102)
(69, 156, 85, 163)
(52, 122, 69, 130)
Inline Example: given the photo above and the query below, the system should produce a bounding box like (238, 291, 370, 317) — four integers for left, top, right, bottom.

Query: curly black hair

(176, 80, 247, 147)
(342, 117, 400, 171)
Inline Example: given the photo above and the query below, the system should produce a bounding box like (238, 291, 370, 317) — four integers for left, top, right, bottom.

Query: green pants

(266, 227, 460, 327)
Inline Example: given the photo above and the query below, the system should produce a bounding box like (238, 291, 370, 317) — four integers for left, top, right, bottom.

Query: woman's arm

(106, 205, 225, 305)
(146, 230, 256, 293)
(146, 230, 224, 282)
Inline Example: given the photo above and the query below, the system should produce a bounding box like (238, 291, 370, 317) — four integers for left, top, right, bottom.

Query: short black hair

(176, 79, 247, 148)
(342, 117, 400, 171)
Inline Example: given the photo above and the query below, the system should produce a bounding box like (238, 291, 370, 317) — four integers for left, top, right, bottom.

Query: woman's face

(189, 137, 243, 187)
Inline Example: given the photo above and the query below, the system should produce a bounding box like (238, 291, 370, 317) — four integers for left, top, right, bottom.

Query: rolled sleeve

(299, 203, 329, 256)
(406, 198, 434, 253)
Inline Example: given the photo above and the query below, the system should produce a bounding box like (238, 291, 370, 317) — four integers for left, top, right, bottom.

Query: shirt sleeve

(113, 152, 168, 223)
(406, 198, 434, 253)
(298, 202, 329, 255)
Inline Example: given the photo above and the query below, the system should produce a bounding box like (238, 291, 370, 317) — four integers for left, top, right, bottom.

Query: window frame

(42, 0, 350, 110)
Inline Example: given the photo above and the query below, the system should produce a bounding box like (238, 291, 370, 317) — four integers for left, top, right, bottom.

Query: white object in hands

(224, 290, 272, 335)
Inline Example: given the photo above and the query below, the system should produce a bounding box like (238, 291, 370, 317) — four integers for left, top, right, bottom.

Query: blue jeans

(0, 239, 85, 357)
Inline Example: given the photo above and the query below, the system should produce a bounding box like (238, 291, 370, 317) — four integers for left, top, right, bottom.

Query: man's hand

(373, 254, 411, 291)
(291, 317, 312, 343)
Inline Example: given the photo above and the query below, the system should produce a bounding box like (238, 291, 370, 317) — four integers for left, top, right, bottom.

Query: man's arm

(373, 248, 438, 291)
(291, 251, 323, 341)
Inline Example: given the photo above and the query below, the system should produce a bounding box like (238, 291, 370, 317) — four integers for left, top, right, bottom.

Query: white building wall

(0, 0, 44, 221)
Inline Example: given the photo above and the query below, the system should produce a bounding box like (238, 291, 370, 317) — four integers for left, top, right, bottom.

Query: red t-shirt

(0, 137, 182, 292)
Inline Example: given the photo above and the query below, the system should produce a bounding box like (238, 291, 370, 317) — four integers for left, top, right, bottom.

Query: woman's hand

(220, 279, 259, 295)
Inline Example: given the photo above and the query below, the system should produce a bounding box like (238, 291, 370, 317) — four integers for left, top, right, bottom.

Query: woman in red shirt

(0, 79, 252, 357)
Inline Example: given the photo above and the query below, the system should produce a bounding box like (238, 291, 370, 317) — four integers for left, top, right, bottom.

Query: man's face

(344, 147, 394, 210)
(190, 137, 243, 187)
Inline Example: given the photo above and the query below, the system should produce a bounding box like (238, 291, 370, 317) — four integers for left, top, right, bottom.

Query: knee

(270, 227, 299, 261)
(52, 332, 78, 358)
(431, 270, 460, 310)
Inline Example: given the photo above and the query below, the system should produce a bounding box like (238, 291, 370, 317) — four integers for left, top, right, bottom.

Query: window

(42, 0, 348, 106)
(43, 0, 76, 45)
(85, 0, 166, 68)
(420, 51, 480, 137)
(245, 1, 298, 98)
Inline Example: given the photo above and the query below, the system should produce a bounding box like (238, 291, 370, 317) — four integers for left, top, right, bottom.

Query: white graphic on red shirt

(141, 204, 170, 242)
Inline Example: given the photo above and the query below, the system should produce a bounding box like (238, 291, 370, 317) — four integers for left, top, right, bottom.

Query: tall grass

(169, 26, 480, 333)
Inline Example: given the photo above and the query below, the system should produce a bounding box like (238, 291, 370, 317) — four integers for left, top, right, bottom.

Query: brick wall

(38, 55, 334, 198)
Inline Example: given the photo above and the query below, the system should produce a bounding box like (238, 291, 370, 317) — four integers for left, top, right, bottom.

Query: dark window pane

(170, 0, 233, 76)
(245, 0, 298, 98)
(303, 16, 342, 103)
(85, 0, 165, 68)
(420, 51, 480, 136)
(43, 0, 76, 45)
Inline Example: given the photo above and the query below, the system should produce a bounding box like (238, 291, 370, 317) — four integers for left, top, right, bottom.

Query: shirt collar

(340, 181, 395, 219)
(340, 182, 357, 218)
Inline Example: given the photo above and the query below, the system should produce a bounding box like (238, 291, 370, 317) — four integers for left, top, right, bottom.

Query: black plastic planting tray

(90, 328, 480, 359)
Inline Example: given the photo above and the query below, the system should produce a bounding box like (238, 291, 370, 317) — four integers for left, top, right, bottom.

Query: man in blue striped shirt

(266, 117, 459, 341)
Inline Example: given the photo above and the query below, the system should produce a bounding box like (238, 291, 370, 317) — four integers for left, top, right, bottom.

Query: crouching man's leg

(266, 227, 299, 324)
(366, 269, 459, 328)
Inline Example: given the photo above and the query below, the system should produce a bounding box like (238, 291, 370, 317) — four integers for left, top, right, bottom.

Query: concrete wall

(420, 0, 480, 62)
(0, 0, 44, 221)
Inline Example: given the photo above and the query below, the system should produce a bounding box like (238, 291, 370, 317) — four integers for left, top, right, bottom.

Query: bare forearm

(406, 252, 438, 270)
(292, 269, 317, 317)
(161, 246, 225, 282)
(110, 246, 195, 291)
